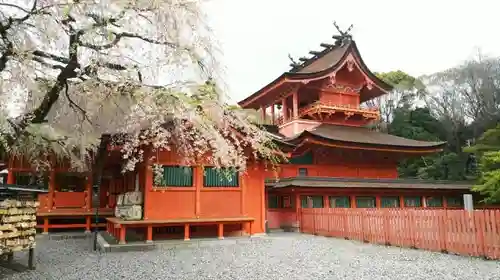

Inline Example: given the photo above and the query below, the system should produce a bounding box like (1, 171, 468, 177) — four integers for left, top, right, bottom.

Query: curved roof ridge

(285, 124, 446, 148)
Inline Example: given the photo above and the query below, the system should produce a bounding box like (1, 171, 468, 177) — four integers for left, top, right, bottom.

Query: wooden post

(119, 226, 126, 245)
(146, 225, 153, 243)
(270, 105, 275, 124)
(248, 221, 253, 237)
(323, 195, 330, 208)
(292, 91, 298, 119)
(48, 169, 56, 210)
(6, 169, 14, 184)
(375, 196, 381, 208)
(85, 216, 91, 233)
(86, 173, 92, 211)
(295, 193, 301, 231)
(143, 148, 153, 220)
(282, 98, 288, 122)
(217, 223, 224, 240)
(350, 195, 357, 208)
(184, 224, 190, 241)
(195, 166, 202, 216)
(42, 217, 49, 234)
(422, 196, 427, 208)
(240, 174, 246, 215)
(399, 196, 405, 208)
(260, 105, 266, 122)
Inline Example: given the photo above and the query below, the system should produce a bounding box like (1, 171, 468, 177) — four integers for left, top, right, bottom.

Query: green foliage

(388, 106, 468, 180)
(466, 125, 500, 202)
(375, 70, 426, 97)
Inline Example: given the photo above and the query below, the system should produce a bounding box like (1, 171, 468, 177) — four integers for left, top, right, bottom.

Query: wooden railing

(298, 101, 379, 117)
(300, 208, 500, 260)
(274, 102, 379, 125)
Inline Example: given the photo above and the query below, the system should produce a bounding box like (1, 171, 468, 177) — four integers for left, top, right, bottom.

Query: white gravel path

(1, 233, 499, 280)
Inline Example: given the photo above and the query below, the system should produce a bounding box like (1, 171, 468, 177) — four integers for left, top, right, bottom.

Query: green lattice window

(329, 196, 350, 208)
(157, 166, 193, 187)
(446, 196, 463, 207)
(404, 196, 422, 207)
(301, 195, 324, 208)
(268, 195, 279, 209)
(204, 167, 239, 187)
(356, 196, 376, 208)
(426, 196, 443, 207)
(289, 151, 313, 165)
(381, 196, 400, 208)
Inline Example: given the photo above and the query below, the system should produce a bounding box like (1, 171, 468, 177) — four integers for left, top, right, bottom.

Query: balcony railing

(274, 102, 379, 125)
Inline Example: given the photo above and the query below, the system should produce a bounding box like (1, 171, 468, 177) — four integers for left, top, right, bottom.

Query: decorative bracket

(365, 79, 374, 90)
(346, 59, 354, 72)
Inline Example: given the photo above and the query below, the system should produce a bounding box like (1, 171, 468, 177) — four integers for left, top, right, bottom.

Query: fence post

(439, 209, 447, 253)
(475, 210, 486, 257)
(383, 209, 390, 245)
(312, 209, 316, 235)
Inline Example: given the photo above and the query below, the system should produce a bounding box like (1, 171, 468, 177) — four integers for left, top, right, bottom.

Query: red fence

(301, 208, 500, 259)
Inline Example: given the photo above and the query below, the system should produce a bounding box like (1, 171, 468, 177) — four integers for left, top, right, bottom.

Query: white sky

(205, 0, 500, 103)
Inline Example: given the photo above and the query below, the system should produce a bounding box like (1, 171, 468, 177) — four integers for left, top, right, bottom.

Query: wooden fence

(300, 208, 500, 259)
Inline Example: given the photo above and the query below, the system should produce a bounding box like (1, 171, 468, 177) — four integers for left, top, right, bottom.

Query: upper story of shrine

(238, 27, 393, 137)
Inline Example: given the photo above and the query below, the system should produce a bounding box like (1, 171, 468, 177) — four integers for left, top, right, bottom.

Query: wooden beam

(309, 50, 322, 56)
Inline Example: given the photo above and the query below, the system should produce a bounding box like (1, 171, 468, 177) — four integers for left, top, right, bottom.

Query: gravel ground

(1, 233, 499, 280)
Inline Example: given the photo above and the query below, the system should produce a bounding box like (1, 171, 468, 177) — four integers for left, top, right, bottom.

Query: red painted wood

(300, 208, 500, 260)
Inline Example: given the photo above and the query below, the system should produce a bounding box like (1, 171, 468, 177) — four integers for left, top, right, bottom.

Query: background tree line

(369, 53, 500, 203)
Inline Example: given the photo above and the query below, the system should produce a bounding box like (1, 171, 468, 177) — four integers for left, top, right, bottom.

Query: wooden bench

(37, 209, 114, 233)
(106, 217, 255, 244)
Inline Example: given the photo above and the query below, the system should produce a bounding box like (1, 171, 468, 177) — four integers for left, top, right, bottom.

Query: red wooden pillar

(85, 216, 91, 233)
(295, 193, 301, 231)
(184, 224, 190, 241)
(260, 105, 266, 122)
(146, 225, 153, 243)
(282, 98, 288, 122)
(323, 195, 330, 208)
(292, 91, 298, 119)
(350, 195, 357, 208)
(375, 196, 381, 208)
(119, 226, 126, 244)
(48, 169, 56, 210)
(422, 196, 427, 208)
(195, 166, 202, 216)
(240, 174, 246, 215)
(443, 196, 448, 209)
(143, 148, 153, 220)
(6, 169, 14, 184)
(86, 173, 92, 211)
(270, 105, 275, 124)
(43, 217, 49, 234)
(399, 196, 405, 208)
(217, 223, 224, 240)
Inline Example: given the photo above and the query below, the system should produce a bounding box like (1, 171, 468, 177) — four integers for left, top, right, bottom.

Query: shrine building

(237, 31, 473, 230)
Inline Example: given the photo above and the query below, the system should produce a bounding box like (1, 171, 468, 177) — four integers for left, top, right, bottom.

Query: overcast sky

(204, 0, 499, 103)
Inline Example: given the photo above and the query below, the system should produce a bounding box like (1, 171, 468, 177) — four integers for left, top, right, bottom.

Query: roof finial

(333, 21, 353, 46)
(288, 53, 301, 68)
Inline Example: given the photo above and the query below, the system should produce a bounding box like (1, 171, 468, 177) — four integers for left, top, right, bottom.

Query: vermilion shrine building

(237, 32, 472, 230)
(2, 30, 473, 244)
